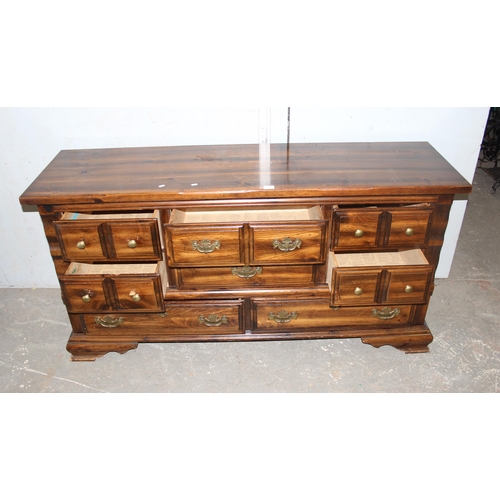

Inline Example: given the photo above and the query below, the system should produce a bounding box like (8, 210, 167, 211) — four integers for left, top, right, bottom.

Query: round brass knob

(128, 239, 137, 248)
(76, 240, 86, 249)
(131, 293, 141, 302)
(82, 294, 91, 303)
(354, 287, 363, 296)
(405, 228, 414, 236)
(405, 285, 414, 293)
(354, 229, 364, 238)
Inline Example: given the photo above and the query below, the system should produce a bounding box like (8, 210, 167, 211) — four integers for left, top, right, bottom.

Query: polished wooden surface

(19, 142, 471, 206)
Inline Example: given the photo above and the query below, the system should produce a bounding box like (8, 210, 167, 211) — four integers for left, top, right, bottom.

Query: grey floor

(2, 167, 500, 393)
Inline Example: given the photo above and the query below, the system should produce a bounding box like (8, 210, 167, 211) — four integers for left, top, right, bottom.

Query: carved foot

(66, 340, 139, 362)
(361, 330, 433, 354)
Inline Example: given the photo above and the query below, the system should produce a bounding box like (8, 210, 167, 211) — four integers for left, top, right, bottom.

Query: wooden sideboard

(19, 142, 472, 361)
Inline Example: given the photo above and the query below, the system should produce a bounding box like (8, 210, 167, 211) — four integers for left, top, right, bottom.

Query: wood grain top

(19, 142, 472, 206)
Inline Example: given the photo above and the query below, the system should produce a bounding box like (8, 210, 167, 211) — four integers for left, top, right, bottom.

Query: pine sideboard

(19, 142, 472, 361)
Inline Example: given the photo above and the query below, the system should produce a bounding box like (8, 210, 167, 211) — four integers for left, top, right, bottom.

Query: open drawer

(55, 210, 162, 262)
(60, 261, 168, 313)
(165, 206, 327, 266)
(327, 249, 433, 307)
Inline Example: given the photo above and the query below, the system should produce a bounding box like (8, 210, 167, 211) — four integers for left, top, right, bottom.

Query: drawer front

(60, 270, 164, 313)
(55, 218, 162, 261)
(165, 224, 244, 266)
(386, 269, 433, 304)
(332, 207, 433, 250)
(331, 266, 433, 307)
(176, 265, 316, 289)
(252, 298, 413, 331)
(250, 222, 326, 264)
(387, 210, 432, 247)
(81, 300, 245, 336)
(55, 221, 105, 261)
(332, 270, 383, 306)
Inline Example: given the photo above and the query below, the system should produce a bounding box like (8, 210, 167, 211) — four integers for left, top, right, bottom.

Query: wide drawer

(55, 211, 162, 262)
(175, 265, 316, 289)
(332, 206, 433, 250)
(79, 300, 245, 336)
(327, 249, 433, 307)
(165, 206, 327, 267)
(251, 298, 414, 331)
(60, 261, 167, 313)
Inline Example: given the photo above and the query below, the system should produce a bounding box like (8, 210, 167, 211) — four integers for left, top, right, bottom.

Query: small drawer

(251, 298, 414, 331)
(81, 300, 245, 336)
(165, 223, 244, 267)
(60, 262, 167, 313)
(175, 265, 316, 289)
(250, 221, 326, 264)
(332, 206, 433, 250)
(328, 249, 433, 307)
(55, 211, 162, 262)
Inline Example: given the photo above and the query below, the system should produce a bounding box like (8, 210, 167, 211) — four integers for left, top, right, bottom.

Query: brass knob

(131, 293, 141, 302)
(405, 285, 414, 294)
(354, 229, 364, 238)
(82, 294, 91, 303)
(405, 228, 414, 236)
(76, 240, 86, 249)
(128, 239, 137, 248)
(354, 287, 363, 296)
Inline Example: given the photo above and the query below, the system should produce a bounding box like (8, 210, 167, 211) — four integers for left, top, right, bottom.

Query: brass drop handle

(372, 307, 401, 320)
(128, 239, 137, 248)
(354, 229, 364, 238)
(354, 287, 363, 296)
(192, 239, 221, 253)
(405, 285, 414, 294)
(95, 315, 124, 328)
(199, 314, 228, 327)
(273, 237, 302, 252)
(405, 228, 414, 236)
(268, 310, 298, 324)
(81, 294, 91, 303)
(231, 266, 263, 279)
(76, 240, 86, 249)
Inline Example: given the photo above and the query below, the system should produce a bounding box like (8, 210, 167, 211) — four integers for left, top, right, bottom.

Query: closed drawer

(332, 206, 433, 250)
(250, 222, 326, 264)
(55, 211, 162, 262)
(165, 206, 327, 267)
(80, 300, 245, 336)
(251, 298, 414, 331)
(175, 265, 316, 289)
(328, 249, 433, 307)
(60, 262, 167, 313)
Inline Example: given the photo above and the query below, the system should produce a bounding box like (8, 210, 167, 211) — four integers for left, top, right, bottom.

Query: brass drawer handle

(130, 291, 141, 302)
(231, 266, 262, 279)
(76, 240, 86, 249)
(192, 239, 221, 253)
(405, 227, 414, 236)
(354, 229, 364, 238)
(199, 314, 228, 327)
(81, 294, 91, 303)
(372, 307, 401, 320)
(95, 315, 124, 328)
(354, 287, 363, 296)
(273, 237, 302, 252)
(128, 239, 138, 248)
(405, 285, 414, 294)
(268, 310, 298, 323)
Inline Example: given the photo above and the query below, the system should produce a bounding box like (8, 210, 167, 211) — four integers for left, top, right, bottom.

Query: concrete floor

(1, 167, 500, 392)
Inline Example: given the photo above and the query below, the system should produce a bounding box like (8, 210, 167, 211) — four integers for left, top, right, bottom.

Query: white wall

(1, 107, 488, 287)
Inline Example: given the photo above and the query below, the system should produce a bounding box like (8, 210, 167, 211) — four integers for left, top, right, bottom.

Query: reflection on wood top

(19, 142, 472, 205)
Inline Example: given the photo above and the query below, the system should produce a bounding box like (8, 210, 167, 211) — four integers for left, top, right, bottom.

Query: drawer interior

(65, 262, 160, 276)
(332, 249, 428, 268)
(61, 210, 159, 220)
(169, 206, 324, 224)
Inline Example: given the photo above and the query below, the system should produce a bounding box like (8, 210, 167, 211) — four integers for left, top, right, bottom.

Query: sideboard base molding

(65, 324, 433, 361)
